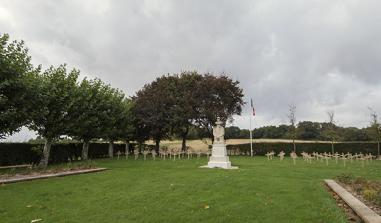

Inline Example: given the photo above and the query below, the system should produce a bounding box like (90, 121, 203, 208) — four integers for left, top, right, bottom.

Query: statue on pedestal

(201, 117, 238, 169)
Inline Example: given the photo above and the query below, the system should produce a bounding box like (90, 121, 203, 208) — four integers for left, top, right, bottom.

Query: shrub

(0, 142, 147, 166)
(363, 189, 378, 201)
(376, 192, 381, 206)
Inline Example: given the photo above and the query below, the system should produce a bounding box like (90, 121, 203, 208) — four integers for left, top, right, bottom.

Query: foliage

(171, 72, 203, 149)
(26, 65, 79, 166)
(0, 33, 40, 138)
(297, 121, 321, 140)
(27, 65, 79, 139)
(98, 86, 129, 142)
(194, 74, 244, 137)
(68, 78, 107, 142)
(0, 142, 151, 165)
(336, 174, 381, 206)
(132, 75, 177, 150)
(132, 72, 244, 150)
(227, 142, 379, 155)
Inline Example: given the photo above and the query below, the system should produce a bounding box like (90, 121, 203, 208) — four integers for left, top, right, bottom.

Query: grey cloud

(1, 0, 381, 141)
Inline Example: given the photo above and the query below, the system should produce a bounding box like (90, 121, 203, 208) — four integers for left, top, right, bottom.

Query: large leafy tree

(68, 78, 109, 160)
(171, 72, 203, 150)
(133, 75, 176, 152)
(0, 33, 39, 138)
(28, 65, 79, 167)
(112, 97, 135, 154)
(194, 74, 245, 140)
(297, 121, 321, 140)
(98, 86, 127, 157)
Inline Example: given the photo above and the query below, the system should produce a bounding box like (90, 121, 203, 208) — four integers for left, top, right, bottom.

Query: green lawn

(1, 157, 380, 223)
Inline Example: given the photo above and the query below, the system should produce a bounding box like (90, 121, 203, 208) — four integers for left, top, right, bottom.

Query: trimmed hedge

(0, 142, 154, 166)
(227, 142, 379, 156)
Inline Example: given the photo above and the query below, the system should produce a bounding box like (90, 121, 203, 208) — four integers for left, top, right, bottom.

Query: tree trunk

(155, 138, 160, 154)
(378, 141, 380, 157)
(138, 142, 143, 154)
(293, 138, 296, 152)
(181, 128, 189, 151)
(82, 140, 90, 160)
(108, 141, 114, 158)
(39, 138, 52, 167)
(331, 141, 334, 154)
(125, 141, 130, 155)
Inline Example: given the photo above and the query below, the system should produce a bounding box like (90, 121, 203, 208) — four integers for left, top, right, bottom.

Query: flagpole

(250, 110, 253, 157)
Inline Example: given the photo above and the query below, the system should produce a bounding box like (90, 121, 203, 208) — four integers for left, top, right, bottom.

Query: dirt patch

(0, 164, 97, 181)
(337, 181, 381, 216)
(325, 184, 363, 223)
(0, 167, 106, 184)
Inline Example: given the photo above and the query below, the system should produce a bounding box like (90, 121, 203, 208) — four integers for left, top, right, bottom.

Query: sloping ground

(0, 157, 380, 223)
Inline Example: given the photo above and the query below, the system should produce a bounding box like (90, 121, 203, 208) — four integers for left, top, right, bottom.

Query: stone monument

(204, 117, 238, 169)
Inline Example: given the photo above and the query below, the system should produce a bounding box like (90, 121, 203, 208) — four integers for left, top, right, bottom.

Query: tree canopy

(0, 33, 39, 138)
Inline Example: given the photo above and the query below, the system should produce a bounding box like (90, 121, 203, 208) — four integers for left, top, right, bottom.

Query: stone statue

(213, 117, 225, 143)
(201, 116, 238, 169)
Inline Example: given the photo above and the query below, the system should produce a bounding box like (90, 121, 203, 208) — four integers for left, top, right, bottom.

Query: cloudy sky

(1, 0, 381, 141)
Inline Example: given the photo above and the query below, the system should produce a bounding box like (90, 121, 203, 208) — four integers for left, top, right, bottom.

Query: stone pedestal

(207, 143, 232, 169)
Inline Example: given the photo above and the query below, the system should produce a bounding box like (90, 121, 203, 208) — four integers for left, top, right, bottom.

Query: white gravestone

(204, 117, 238, 169)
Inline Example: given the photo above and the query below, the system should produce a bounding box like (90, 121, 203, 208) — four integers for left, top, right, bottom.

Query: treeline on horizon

(221, 123, 376, 141)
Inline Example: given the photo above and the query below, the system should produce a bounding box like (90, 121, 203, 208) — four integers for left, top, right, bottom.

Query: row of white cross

(116, 149, 211, 161)
(265, 151, 380, 166)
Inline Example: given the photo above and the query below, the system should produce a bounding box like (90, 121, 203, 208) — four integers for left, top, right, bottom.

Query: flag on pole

(250, 98, 255, 116)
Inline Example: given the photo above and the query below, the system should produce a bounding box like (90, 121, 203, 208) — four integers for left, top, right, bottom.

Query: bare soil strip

(0, 168, 107, 184)
(325, 179, 381, 223)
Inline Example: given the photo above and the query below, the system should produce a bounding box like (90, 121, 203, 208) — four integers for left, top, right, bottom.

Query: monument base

(200, 163, 238, 169)
(201, 143, 238, 169)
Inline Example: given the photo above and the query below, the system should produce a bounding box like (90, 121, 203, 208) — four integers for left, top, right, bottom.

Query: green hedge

(0, 142, 154, 166)
(227, 142, 379, 155)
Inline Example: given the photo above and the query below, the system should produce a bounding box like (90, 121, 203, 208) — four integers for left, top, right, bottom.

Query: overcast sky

(1, 0, 381, 141)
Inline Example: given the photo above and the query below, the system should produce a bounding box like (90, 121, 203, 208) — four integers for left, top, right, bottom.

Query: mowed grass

(1, 157, 380, 223)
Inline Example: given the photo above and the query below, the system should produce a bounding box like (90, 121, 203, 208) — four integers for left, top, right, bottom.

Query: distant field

(146, 139, 333, 151)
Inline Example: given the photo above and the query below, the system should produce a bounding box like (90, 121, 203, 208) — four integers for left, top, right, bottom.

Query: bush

(0, 142, 148, 166)
(376, 192, 381, 206)
(226, 142, 379, 156)
(0, 143, 41, 165)
(363, 189, 378, 201)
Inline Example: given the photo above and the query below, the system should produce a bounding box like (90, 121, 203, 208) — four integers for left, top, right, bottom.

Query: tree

(133, 75, 176, 152)
(225, 126, 241, 139)
(171, 72, 203, 150)
(0, 33, 39, 138)
(28, 65, 79, 167)
(342, 127, 369, 141)
(68, 78, 109, 160)
(297, 121, 321, 140)
(368, 108, 380, 157)
(194, 74, 245, 140)
(98, 86, 127, 158)
(113, 98, 135, 155)
(321, 110, 339, 154)
(287, 104, 297, 152)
